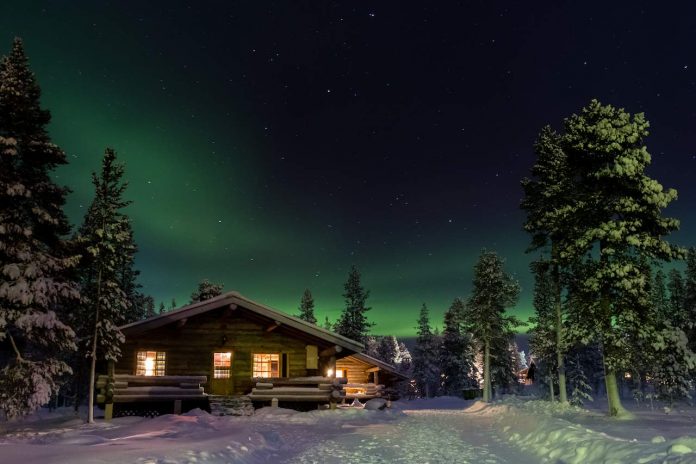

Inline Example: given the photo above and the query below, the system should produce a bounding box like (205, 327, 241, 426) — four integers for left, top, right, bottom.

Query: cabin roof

(120, 291, 365, 353)
(350, 352, 409, 379)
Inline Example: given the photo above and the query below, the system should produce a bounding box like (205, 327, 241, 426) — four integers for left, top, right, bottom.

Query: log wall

(116, 306, 332, 395)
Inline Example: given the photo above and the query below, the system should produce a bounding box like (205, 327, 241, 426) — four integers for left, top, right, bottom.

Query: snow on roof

(349, 352, 409, 379)
(119, 291, 365, 353)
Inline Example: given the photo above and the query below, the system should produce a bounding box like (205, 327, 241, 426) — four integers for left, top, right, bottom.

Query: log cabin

(113, 292, 365, 397)
(336, 352, 409, 400)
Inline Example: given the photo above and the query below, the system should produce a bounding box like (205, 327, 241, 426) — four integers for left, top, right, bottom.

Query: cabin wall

(336, 356, 370, 384)
(117, 307, 331, 395)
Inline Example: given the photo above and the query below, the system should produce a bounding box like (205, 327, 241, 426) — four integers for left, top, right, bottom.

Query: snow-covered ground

(3, 396, 696, 463)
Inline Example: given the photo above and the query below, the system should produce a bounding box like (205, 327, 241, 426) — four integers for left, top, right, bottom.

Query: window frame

(135, 350, 166, 376)
(213, 351, 233, 379)
(251, 353, 281, 378)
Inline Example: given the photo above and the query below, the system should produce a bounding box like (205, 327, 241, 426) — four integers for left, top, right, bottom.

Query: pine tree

(296, 288, 317, 324)
(651, 270, 670, 323)
(398, 341, 413, 374)
(566, 353, 593, 406)
(439, 298, 476, 395)
(143, 295, 156, 319)
(170, 298, 177, 309)
(683, 248, 696, 351)
(412, 304, 440, 397)
(189, 279, 224, 303)
(521, 125, 573, 404)
(158, 302, 166, 314)
(322, 315, 332, 331)
(376, 335, 401, 365)
(561, 99, 683, 417)
(334, 265, 372, 342)
(528, 259, 558, 399)
(74, 148, 133, 423)
(0, 38, 79, 418)
(667, 269, 686, 328)
(463, 250, 521, 402)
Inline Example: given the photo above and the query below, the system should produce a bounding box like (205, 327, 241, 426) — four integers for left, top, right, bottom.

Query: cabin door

(211, 351, 233, 395)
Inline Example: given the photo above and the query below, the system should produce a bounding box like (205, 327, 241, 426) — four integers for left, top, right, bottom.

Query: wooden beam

(266, 321, 281, 332)
(366, 367, 381, 373)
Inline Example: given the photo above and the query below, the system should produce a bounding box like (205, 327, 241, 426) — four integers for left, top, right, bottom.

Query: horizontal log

(111, 394, 206, 403)
(114, 375, 207, 385)
(114, 386, 204, 395)
(249, 394, 335, 402)
(251, 387, 331, 395)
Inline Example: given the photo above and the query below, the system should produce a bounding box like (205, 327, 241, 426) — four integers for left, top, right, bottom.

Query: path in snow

(287, 405, 538, 464)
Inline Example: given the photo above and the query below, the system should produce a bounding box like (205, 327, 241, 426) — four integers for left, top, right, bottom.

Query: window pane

(253, 354, 280, 378)
(213, 352, 232, 379)
(136, 351, 165, 376)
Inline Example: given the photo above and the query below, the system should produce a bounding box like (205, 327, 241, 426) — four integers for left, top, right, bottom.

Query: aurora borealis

(2, 2, 696, 336)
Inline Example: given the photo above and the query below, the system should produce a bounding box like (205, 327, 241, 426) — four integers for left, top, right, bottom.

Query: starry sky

(2, 2, 696, 337)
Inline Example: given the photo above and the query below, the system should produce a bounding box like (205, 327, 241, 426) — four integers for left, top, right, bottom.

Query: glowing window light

(136, 351, 166, 376)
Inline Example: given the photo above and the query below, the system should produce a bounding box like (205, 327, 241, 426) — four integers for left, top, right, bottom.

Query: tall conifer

(0, 38, 79, 418)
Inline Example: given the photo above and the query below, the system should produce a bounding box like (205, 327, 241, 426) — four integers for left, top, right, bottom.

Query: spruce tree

(75, 148, 133, 423)
(528, 259, 558, 399)
(335, 265, 372, 342)
(521, 125, 573, 404)
(561, 99, 683, 417)
(296, 288, 317, 324)
(142, 295, 156, 319)
(0, 38, 79, 418)
(651, 270, 670, 322)
(667, 269, 686, 328)
(189, 279, 224, 303)
(322, 315, 333, 331)
(462, 250, 520, 402)
(158, 302, 166, 314)
(439, 298, 475, 395)
(566, 353, 593, 406)
(412, 304, 440, 397)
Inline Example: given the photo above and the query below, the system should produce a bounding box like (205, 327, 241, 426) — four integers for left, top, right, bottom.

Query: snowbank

(482, 397, 696, 464)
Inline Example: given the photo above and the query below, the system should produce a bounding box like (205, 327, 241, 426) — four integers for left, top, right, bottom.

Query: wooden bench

(96, 373, 207, 420)
(247, 377, 346, 407)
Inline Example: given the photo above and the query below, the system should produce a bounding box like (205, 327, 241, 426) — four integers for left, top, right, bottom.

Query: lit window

(214, 352, 232, 379)
(136, 351, 166, 376)
(336, 369, 346, 378)
(253, 354, 280, 378)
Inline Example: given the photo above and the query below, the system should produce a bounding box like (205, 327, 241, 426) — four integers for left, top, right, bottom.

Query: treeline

(522, 99, 692, 417)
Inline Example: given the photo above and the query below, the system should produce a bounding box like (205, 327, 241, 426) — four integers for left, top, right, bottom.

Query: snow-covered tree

(521, 125, 573, 404)
(462, 250, 521, 402)
(439, 298, 476, 395)
(683, 248, 696, 351)
(142, 295, 156, 319)
(560, 100, 683, 417)
(189, 279, 224, 304)
(0, 38, 79, 418)
(667, 269, 686, 328)
(296, 288, 317, 324)
(566, 353, 593, 406)
(334, 265, 373, 342)
(74, 148, 133, 423)
(412, 303, 440, 398)
(528, 259, 558, 398)
(651, 270, 669, 323)
(376, 335, 400, 365)
(519, 350, 528, 370)
(398, 341, 413, 374)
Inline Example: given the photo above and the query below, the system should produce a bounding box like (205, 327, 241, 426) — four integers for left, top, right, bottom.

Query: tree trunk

(87, 267, 103, 424)
(605, 369, 629, 417)
(549, 375, 555, 402)
(483, 339, 491, 402)
(551, 246, 568, 404)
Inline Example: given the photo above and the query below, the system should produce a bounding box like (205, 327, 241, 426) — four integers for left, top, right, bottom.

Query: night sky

(3, 2, 696, 336)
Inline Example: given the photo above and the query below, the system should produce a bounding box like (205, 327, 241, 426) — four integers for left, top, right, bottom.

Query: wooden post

(174, 399, 182, 415)
(105, 361, 115, 422)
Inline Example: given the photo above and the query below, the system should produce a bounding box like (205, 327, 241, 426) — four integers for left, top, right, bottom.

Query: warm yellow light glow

(336, 370, 344, 378)
(327, 368, 334, 377)
(144, 357, 155, 376)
